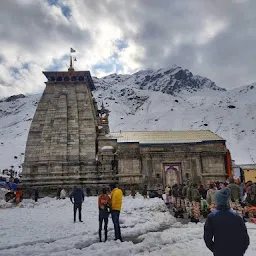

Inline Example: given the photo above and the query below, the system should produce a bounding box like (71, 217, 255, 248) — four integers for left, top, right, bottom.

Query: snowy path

(0, 196, 255, 256)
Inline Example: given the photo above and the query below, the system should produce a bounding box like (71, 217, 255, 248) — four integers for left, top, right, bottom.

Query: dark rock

(250, 85, 254, 89)
(5, 94, 26, 102)
(228, 105, 236, 109)
(204, 124, 208, 126)
(175, 100, 179, 103)
(174, 70, 187, 80)
(145, 75, 150, 81)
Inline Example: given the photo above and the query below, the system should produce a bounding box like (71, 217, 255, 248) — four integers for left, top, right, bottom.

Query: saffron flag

(70, 48, 76, 53)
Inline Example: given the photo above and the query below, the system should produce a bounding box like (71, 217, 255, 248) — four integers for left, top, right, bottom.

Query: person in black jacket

(204, 187, 250, 256)
(70, 186, 85, 223)
(198, 184, 207, 200)
(34, 188, 39, 202)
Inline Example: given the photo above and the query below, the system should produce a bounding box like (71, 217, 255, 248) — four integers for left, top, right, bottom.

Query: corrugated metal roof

(239, 164, 256, 169)
(108, 130, 224, 144)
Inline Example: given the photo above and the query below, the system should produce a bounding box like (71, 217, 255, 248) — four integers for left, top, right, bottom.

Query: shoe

(114, 238, 123, 242)
(79, 220, 83, 222)
(191, 217, 197, 223)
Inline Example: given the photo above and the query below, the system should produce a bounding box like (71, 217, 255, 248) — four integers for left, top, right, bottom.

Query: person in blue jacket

(204, 187, 250, 256)
(9, 182, 17, 192)
(70, 186, 85, 223)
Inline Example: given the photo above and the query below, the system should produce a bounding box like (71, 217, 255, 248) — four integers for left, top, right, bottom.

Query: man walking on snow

(204, 187, 250, 256)
(70, 186, 85, 223)
(110, 183, 123, 241)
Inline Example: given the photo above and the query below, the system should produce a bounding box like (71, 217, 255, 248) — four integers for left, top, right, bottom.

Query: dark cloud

(114, 0, 256, 88)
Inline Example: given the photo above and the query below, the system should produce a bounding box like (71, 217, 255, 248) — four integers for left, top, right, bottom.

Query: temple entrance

(163, 163, 182, 188)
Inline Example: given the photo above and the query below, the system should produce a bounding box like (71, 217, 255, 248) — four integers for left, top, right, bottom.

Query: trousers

(111, 210, 122, 240)
(74, 203, 82, 222)
(99, 210, 109, 241)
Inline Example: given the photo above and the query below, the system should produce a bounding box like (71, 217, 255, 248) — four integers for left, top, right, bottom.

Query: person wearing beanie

(204, 188, 250, 256)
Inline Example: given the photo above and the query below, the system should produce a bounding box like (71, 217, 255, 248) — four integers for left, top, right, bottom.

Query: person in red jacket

(98, 188, 111, 242)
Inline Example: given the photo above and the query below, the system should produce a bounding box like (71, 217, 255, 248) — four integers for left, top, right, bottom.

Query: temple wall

(116, 142, 227, 190)
(22, 81, 98, 194)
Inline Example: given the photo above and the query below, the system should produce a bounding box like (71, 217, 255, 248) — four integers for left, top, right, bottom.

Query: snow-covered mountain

(0, 66, 255, 171)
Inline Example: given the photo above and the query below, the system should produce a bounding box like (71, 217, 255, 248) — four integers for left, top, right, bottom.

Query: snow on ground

(0, 196, 255, 256)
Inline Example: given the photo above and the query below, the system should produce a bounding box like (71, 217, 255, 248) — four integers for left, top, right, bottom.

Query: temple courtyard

(0, 195, 256, 256)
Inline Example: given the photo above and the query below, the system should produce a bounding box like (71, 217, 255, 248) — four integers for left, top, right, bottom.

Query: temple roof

(43, 70, 95, 91)
(107, 130, 225, 144)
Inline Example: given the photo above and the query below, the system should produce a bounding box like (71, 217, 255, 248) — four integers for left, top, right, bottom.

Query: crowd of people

(164, 178, 256, 224)
(1, 175, 255, 254)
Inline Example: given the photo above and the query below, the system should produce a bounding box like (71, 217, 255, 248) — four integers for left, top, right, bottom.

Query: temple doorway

(163, 163, 182, 188)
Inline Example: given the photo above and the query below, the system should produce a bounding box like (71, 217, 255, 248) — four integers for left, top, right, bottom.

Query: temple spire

(68, 55, 74, 72)
(68, 48, 75, 72)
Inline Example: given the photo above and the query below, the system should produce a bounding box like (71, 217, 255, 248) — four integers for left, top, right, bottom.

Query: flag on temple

(70, 48, 76, 53)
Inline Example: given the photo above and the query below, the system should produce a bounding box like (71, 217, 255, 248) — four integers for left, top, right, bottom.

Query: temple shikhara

(22, 56, 230, 195)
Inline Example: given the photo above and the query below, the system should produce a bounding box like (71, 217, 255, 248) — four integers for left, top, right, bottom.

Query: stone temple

(22, 62, 231, 195)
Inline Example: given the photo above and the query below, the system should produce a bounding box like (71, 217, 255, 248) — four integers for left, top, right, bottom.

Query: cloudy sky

(0, 0, 255, 97)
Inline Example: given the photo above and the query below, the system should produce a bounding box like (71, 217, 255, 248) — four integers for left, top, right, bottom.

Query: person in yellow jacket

(110, 183, 123, 241)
